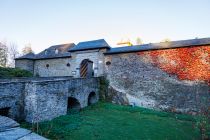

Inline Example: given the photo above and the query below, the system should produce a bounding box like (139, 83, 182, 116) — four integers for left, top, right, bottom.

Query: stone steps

(0, 115, 47, 140)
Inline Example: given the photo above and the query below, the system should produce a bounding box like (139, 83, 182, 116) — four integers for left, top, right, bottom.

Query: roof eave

(15, 56, 72, 60)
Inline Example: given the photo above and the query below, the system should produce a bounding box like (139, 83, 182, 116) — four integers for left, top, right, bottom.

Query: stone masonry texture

(104, 48, 210, 114)
(11, 45, 210, 116)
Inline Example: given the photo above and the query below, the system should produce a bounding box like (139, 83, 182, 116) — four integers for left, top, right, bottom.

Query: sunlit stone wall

(33, 58, 72, 77)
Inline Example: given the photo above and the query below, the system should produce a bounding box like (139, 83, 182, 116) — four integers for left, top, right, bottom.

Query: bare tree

(8, 42, 19, 67)
(0, 42, 8, 67)
(22, 43, 33, 55)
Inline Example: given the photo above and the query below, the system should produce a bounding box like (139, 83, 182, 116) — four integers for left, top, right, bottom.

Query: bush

(0, 67, 33, 78)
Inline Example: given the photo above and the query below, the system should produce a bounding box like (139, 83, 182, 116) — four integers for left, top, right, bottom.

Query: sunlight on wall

(138, 46, 210, 84)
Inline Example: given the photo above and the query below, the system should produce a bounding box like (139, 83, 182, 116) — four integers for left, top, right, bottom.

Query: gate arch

(88, 92, 97, 105)
(67, 97, 81, 110)
(80, 59, 94, 78)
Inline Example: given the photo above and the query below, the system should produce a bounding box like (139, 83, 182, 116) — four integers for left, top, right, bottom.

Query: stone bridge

(0, 77, 100, 123)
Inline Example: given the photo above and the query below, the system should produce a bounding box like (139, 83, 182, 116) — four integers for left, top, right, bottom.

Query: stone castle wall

(13, 45, 210, 114)
(33, 58, 72, 77)
(104, 46, 210, 114)
(16, 49, 106, 78)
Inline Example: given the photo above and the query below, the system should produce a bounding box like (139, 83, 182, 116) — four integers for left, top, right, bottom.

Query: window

(44, 50, 48, 55)
(67, 63, 70, 67)
(106, 61, 111, 65)
(46, 64, 49, 68)
(55, 49, 59, 54)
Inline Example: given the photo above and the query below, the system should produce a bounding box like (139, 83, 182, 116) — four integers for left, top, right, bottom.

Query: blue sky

(0, 0, 210, 53)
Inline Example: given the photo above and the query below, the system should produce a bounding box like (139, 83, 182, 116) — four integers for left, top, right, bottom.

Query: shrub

(0, 67, 33, 78)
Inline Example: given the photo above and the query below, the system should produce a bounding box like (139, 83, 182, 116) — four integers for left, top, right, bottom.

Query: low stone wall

(0, 77, 99, 122)
(104, 47, 210, 114)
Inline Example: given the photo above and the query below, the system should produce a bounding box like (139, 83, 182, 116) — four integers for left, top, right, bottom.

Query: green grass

(0, 67, 33, 78)
(21, 102, 201, 140)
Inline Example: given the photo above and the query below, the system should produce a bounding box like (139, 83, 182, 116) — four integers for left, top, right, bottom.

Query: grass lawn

(21, 102, 201, 140)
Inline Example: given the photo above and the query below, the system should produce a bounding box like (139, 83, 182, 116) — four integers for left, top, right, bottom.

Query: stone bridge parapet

(0, 77, 100, 123)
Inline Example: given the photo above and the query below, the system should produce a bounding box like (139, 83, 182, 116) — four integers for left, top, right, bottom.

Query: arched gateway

(88, 92, 97, 105)
(80, 59, 94, 78)
(67, 97, 81, 110)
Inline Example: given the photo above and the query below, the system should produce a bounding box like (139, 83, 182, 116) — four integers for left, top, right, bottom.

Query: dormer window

(55, 49, 59, 54)
(45, 50, 48, 55)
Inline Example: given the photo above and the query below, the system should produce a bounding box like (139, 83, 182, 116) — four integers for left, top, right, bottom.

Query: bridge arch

(88, 92, 97, 105)
(67, 97, 81, 110)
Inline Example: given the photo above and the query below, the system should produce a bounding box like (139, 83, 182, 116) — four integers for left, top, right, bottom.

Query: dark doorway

(80, 59, 94, 78)
(67, 97, 81, 110)
(88, 92, 97, 105)
(0, 107, 10, 117)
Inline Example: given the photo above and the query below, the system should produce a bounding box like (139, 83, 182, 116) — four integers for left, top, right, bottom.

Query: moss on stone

(99, 77, 109, 101)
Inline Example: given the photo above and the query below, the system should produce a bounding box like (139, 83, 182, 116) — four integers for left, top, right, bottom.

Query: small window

(44, 50, 48, 55)
(67, 63, 70, 67)
(106, 61, 111, 65)
(46, 64, 49, 68)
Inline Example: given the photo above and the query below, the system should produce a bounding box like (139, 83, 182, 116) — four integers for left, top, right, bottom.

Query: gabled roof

(35, 43, 75, 59)
(69, 39, 110, 52)
(105, 37, 210, 54)
(16, 43, 75, 60)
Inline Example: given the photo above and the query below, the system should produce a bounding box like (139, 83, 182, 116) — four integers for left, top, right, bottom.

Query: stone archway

(88, 92, 97, 105)
(67, 97, 81, 110)
(80, 59, 94, 78)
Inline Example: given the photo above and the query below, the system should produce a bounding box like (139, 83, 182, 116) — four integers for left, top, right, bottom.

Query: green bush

(0, 67, 33, 78)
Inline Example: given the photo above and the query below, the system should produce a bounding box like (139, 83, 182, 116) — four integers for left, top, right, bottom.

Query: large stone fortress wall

(104, 46, 210, 114)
